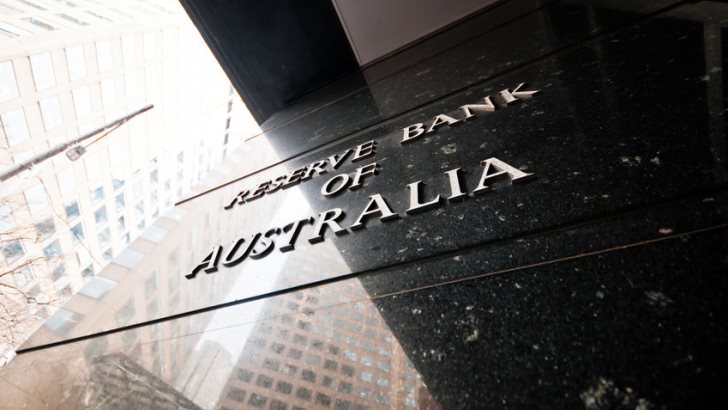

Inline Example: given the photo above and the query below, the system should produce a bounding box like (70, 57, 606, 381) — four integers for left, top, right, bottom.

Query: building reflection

(212, 278, 439, 410)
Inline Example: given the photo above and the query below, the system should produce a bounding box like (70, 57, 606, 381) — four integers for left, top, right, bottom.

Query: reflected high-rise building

(213, 248, 439, 410)
(0, 0, 256, 363)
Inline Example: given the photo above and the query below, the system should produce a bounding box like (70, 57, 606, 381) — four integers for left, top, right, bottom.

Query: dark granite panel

(368, 228, 728, 409)
(259, 0, 552, 132)
(260, 0, 682, 160)
(18, 2, 728, 348)
(359, 0, 552, 84)
(2, 208, 725, 409)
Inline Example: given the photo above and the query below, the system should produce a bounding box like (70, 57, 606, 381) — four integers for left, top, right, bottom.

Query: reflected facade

(0, 0, 256, 362)
(1, 0, 728, 409)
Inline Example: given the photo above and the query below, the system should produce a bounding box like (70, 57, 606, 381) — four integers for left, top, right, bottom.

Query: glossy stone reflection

(1, 1, 727, 409)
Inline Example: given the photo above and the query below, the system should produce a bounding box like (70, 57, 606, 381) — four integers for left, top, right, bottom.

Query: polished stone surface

(1, 196, 725, 409)
(2, 1, 727, 408)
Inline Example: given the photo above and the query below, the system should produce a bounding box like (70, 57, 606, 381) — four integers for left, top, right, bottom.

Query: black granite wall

(255, 0, 728, 408)
(2, 1, 726, 409)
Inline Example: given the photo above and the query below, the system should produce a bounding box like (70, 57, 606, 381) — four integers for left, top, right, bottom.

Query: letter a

(472, 158, 534, 194)
(186, 245, 222, 279)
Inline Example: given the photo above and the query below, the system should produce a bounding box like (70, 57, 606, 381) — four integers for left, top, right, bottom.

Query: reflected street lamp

(0, 104, 153, 182)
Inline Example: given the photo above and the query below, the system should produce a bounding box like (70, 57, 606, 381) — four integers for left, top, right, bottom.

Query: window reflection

(30, 52, 55, 90)
(39, 96, 63, 130)
(81, 264, 94, 278)
(64, 199, 80, 219)
(13, 264, 33, 288)
(65, 45, 86, 80)
(45, 308, 83, 334)
(24, 184, 48, 214)
(1, 108, 30, 146)
(0, 21, 30, 37)
(72, 85, 91, 117)
(115, 193, 125, 212)
(98, 228, 110, 247)
(1, 239, 24, 264)
(94, 206, 107, 226)
(125, 71, 137, 97)
(12, 149, 33, 165)
(90, 184, 104, 204)
(23, 17, 57, 31)
(96, 40, 112, 72)
(71, 223, 84, 244)
(56, 167, 76, 197)
(122, 35, 135, 65)
(0, 205, 15, 231)
(100, 78, 115, 107)
(57, 13, 88, 26)
(115, 298, 135, 326)
(51, 263, 66, 281)
(35, 216, 55, 241)
(0, 61, 19, 102)
(84, 152, 101, 179)
(19, 0, 45, 10)
(42, 239, 62, 261)
(0, 2, 22, 14)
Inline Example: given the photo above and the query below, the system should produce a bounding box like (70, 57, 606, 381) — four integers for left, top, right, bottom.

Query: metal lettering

(279, 217, 314, 252)
(302, 160, 328, 180)
(426, 114, 461, 133)
(308, 208, 348, 244)
(459, 96, 496, 120)
(247, 180, 271, 201)
(405, 181, 442, 215)
(186, 245, 221, 279)
(222, 233, 261, 267)
(223, 190, 249, 210)
(401, 123, 425, 144)
(321, 173, 351, 196)
(328, 149, 351, 169)
(349, 162, 379, 191)
(473, 157, 534, 194)
(444, 168, 467, 201)
(266, 175, 289, 193)
(350, 194, 398, 230)
(497, 82, 540, 105)
(250, 228, 280, 259)
(281, 166, 307, 188)
(352, 140, 376, 162)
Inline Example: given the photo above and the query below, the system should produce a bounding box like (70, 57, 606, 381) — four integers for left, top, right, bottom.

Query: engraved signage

(188, 83, 540, 279)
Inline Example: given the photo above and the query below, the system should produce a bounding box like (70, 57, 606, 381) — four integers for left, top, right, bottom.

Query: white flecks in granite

(580, 378, 654, 410)
(645, 290, 674, 308)
(440, 143, 458, 155)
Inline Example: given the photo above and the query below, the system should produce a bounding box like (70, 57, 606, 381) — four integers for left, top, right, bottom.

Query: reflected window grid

(66, 46, 86, 80)
(34, 216, 55, 242)
(29, 52, 55, 90)
(100, 77, 116, 107)
(72, 85, 91, 118)
(1, 108, 31, 146)
(24, 184, 48, 215)
(39, 96, 63, 131)
(64, 199, 80, 220)
(13, 264, 34, 288)
(24, 17, 57, 31)
(2, 239, 25, 265)
(71, 222, 84, 244)
(0, 60, 19, 102)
